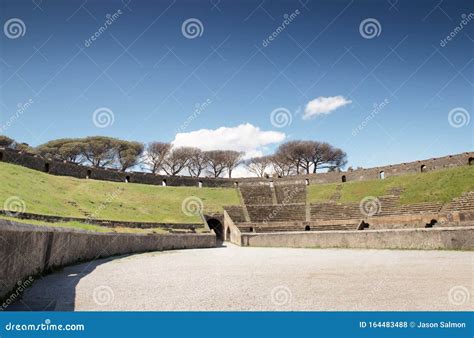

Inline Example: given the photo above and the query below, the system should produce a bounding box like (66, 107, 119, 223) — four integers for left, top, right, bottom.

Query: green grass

(308, 166, 474, 205)
(0, 215, 171, 233)
(0, 215, 110, 232)
(306, 183, 339, 202)
(0, 162, 240, 223)
(2, 161, 472, 227)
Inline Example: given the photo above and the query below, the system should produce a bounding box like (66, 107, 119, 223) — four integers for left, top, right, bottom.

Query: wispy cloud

(303, 96, 352, 120)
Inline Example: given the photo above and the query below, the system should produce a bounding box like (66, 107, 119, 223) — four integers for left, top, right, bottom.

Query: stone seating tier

(239, 185, 273, 205)
(443, 191, 474, 211)
(274, 184, 307, 204)
(246, 204, 306, 222)
(235, 222, 356, 233)
(223, 206, 246, 223)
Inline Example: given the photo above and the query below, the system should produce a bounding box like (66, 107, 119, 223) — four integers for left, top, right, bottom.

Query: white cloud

(172, 123, 286, 159)
(303, 95, 352, 119)
(231, 165, 258, 178)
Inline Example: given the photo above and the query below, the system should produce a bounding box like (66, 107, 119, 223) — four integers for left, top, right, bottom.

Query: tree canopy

(6, 135, 347, 178)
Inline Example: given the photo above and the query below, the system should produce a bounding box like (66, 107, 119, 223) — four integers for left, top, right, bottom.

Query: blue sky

(0, 0, 472, 171)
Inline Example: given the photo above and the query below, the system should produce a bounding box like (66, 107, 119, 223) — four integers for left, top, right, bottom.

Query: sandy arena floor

(11, 244, 473, 311)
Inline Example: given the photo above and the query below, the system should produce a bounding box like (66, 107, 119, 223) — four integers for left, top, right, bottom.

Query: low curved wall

(0, 210, 203, 230)
(0, 147, 472, 187)
(239, 226, 474, 250)
(0, 220, 216, 302)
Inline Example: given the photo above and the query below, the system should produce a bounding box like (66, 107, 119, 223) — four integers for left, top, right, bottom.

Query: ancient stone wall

(239, 226, 474, 250)
(0, 148, 233, 187)
(0, 220, 216, 301)
(0, 147, 472, 187)
(223, 210, 242, 245)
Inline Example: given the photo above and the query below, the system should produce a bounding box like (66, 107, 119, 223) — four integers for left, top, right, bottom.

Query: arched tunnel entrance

(207, 218, 224, 242)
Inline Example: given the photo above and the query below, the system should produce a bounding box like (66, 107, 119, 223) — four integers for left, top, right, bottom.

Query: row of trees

(33, 137, 242, 177)
(144, 142, 242, 178)
(246, 140, 347, 177)
(0, 135, 34, 153)
(1, 135, 347, 178)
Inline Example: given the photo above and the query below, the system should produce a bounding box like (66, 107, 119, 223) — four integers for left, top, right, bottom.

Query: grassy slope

(0, 215, 168, 233)
(308, 166, 474, 204)
(2, 162, 472, 225)
(0, 162, 240, 223)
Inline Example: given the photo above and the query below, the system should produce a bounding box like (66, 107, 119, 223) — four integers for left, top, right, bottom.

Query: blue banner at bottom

(0, 312, 472, 338)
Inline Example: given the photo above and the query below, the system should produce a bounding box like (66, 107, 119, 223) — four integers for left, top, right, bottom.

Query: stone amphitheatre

(0, 147, 473, 311)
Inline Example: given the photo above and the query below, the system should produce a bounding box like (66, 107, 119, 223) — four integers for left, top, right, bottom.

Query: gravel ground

(10, 244, 473, 311)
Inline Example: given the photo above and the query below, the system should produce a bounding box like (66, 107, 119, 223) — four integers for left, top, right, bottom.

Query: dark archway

(125, 176, 130, 183)
(420, 165, 426, 173)
(305, 225, 311, 231)
(162, 179, 167, 187)
(198, 180, 203, 188)
(341, 175, 346, 183)
(207, 218, 224, 242)
(469, 157, 473, 166)
(86, 170, 92, 179)
(44, 163, 50, 173)
(425, 219, 437, 228)
(0, 151, 3, 161)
